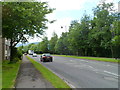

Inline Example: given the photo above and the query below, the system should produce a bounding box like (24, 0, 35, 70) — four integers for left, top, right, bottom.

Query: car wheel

(43, 58, 46, 62)
(40, 59, 42, 62)
(50, 59, 52, 62)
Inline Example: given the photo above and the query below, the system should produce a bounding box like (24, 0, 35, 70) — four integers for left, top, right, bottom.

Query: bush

(11, 48, 22, 63)
(16, 50, 22, 60)
(12, 57, 20, 63)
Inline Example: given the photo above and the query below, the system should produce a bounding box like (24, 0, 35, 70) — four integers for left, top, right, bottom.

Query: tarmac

(15, 55, 54, 88)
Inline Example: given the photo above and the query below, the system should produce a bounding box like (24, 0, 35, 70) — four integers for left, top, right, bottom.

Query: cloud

(46, 17, 72, 40)
(40, 0, 90, 11)
(27, 35, 42, 43)
(34, 0, 119, 42)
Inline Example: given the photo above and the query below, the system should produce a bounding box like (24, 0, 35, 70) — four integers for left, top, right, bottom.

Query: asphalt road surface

(29, 55, 119, 88)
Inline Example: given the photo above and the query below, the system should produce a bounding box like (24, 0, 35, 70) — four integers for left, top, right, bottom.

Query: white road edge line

(32, 57, 76, 88)
(42, 64, 76, 88)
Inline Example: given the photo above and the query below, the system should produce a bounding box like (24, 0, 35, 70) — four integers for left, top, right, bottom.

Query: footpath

(15, 55, 54, 88)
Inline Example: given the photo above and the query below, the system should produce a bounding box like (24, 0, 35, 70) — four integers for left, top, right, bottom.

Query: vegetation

(54, 55, 119, 63)
(2, 60, 21, 88)
(2, 2, 54, 62)
(19, 2, 120, 59)
(26, 56, 70, 88)
(0, 62, 2, 89)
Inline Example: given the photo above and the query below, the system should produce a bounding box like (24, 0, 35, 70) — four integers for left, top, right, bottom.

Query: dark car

(40, 53, 53, 62)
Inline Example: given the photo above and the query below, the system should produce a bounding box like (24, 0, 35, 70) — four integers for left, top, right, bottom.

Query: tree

(39, 36, 49, 53)
(78, 14, 91, 56)
(2, 2, 54, 62)
(55, 32, 69, 55)
(110, 13, 120, 58)
(91, 2, 117, 57)
(49, 32, 58, 54)
(67, 20, 81, 55)
(55, 37, 64, 54)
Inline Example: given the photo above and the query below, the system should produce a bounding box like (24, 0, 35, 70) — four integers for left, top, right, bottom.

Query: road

(29, 55, 119, 88)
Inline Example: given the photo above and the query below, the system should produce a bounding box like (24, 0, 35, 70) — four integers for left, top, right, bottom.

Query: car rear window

(42, 54, 51, 56)
(46, 54, 51, 56)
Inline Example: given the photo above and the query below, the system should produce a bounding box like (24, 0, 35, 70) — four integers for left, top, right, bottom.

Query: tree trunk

(85, 48, 87, 56)
(110, 45, 114, 58)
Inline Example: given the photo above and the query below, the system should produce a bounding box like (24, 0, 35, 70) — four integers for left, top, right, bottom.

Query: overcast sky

(26, 0, 119, 43)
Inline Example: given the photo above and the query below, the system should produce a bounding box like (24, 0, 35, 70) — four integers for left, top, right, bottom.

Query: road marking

(76, 59, 117, 67)
(106, 64, 111, 66)
(73, 64, 118, 78)
(41, 64, 76, 88)
(32, 58, 76, 88)
(76, 59, 89, 62)
(106, 64, 117, 67)
(48, 68, 76, 88)
(103, 70, 119, 77)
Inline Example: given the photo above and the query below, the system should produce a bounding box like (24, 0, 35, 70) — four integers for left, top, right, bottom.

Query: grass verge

(26, 56, 70, 88)
(54, 55, 119, 63)
(2, 60, 21, 88)
(0, 61, 2, 89)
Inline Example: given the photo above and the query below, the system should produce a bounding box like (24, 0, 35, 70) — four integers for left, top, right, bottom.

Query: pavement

(30, 55, 119, 88)
(15, 55, 54, 88)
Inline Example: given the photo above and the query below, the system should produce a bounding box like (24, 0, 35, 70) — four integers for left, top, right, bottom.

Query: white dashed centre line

(103, 70, 118, 76)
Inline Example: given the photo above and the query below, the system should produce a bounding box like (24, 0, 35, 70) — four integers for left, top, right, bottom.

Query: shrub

(12, 57, 20, 63)
(16, 50, 22, 60)
(11, 48, 22, 63)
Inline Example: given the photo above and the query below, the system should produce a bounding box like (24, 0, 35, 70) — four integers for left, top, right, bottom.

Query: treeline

(18, 2, 120, 58)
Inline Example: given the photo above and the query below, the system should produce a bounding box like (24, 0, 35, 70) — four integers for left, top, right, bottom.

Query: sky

(24, 0, 119, 43)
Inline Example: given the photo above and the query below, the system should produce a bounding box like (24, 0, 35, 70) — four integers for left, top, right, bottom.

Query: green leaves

(49, 32, 58, 53)
(18, 1, 119, 58)
(39, 36, 49, 53)
(2, 2, 54, 46)
(112, 35, 120, 45)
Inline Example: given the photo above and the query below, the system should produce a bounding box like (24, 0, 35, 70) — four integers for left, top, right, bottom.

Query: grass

(0, 61, 2, 90)
(2, 60, 21, 88)
(26, 56, 70, 88)
(54, 55, 119, 63)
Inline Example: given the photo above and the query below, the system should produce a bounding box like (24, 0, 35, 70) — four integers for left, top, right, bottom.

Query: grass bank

(2, 60, 21, 88)
(26, 56, 70, 88)
(54, 55, 119, 63)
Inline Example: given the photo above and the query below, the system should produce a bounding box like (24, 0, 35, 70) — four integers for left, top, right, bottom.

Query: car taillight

(43, 56, 46, 58)
(49, 56, 52, 58)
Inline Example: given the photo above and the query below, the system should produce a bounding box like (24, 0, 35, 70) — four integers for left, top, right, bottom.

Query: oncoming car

(40, 53, 53, 62)
(32, 53, 37, 57)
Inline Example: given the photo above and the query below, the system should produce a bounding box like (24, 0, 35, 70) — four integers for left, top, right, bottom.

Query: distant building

(5, 38, 10, 60)
(0, 37, 10, 60)
(0, 36, 4, 61)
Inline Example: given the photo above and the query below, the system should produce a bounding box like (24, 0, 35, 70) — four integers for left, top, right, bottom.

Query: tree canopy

(2, 2, 54, 61)
(19, 2, 120, 59)
(2, 2, 54, 46)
